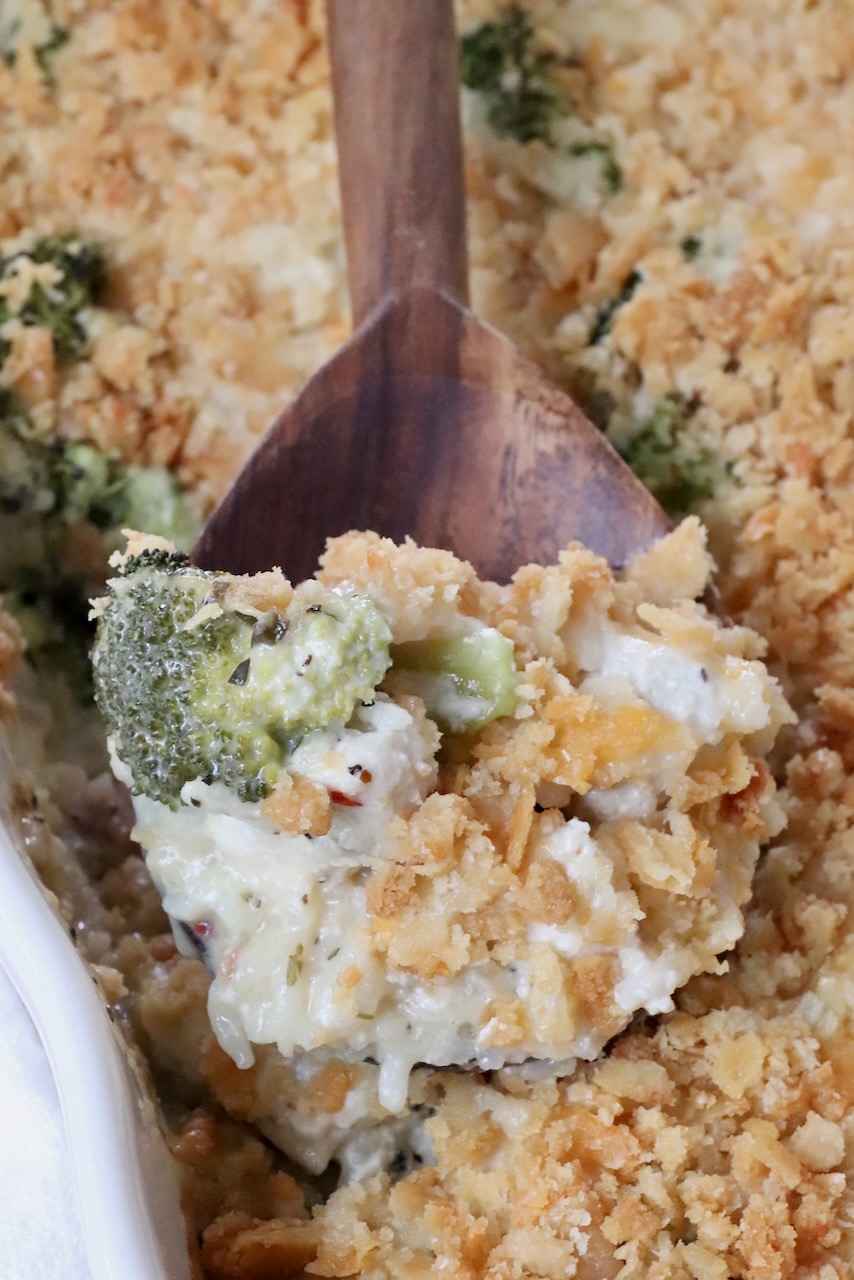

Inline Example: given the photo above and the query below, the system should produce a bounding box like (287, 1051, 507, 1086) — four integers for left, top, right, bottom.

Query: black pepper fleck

(252, 613, 289, 646)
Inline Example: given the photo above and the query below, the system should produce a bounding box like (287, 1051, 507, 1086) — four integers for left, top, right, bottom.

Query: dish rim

(0, 742, 193, 1280)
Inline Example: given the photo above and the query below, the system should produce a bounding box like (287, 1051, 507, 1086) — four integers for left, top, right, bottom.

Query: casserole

(1, 1, 853, 1276)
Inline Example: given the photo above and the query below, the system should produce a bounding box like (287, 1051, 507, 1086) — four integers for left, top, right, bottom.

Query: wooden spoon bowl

(193, 0, 669, 581)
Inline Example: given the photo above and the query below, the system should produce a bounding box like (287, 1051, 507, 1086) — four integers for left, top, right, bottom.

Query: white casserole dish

(0, 736, 192, 1280)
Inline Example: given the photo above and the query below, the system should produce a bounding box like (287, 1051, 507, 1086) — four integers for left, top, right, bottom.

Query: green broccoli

(619, 394, 727, 518)
(389, 629, 518, 735)
(460, 7, 567, 145)
(120, 465, 200, 549)
(92, 555, 393, 807)
(0, 394, 199, 701)
(49, 440, 127, 529)
(50, 439, 199, 547)
(0, 224, 203, 715)
(0, 234, 105, 365)
(0, 406, 198, 553)
(0, 231, 196, 550)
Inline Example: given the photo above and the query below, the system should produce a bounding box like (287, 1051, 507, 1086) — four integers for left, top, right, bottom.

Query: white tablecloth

(0, 961, 91, 1278)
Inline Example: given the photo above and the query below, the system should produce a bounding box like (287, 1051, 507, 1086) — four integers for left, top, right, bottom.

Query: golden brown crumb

(260, 773, 332, 837)
(171, 1111, 309, 1234)
(202, 1212, 321, 1280)
(88, 964, 127, 1003)
(307, 1009, 854, 1278)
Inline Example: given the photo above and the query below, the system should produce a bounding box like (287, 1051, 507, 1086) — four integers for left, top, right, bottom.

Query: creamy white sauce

(529, 922, 587, 958)
(613, 948, 680, 1015)
(123, 598, 784, 1114)
(134, 697, 544, 1112)
(257, 1051, 435, 1179)
(545, 817, 639, 930)
(595, 631, 770, 742)
(581, 781, 658, 822)
(337, 1107, 434, 1184)
(527, 820, 687, 1013)
(396, 670, 491, 735)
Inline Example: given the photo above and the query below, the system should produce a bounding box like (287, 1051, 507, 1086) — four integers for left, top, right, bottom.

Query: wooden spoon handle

(326, 0, 469, 327)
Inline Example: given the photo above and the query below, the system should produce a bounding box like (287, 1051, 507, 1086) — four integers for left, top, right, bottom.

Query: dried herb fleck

(286, 944, 304, 987)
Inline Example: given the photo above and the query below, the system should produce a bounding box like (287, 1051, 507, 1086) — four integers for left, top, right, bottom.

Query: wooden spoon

(193, 0, 669, 582)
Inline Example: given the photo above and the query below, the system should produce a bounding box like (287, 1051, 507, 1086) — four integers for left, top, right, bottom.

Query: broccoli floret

(92, 557, 393, 807)
(0, 233, 105, 364)
(50, 440, 199, 547)
(0, 404, 198, 552)
(0, 227, 200, 715)
(121, 547, 190, 576)
(619, 394, 727, 518)
(460, 7, 567, 145)
(0, 394, 199, 703)
(0, 401, 59, 593)
(120, 465, 200, 548)
(0, 233, 197, 551)
(50, 441, 127, 528)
